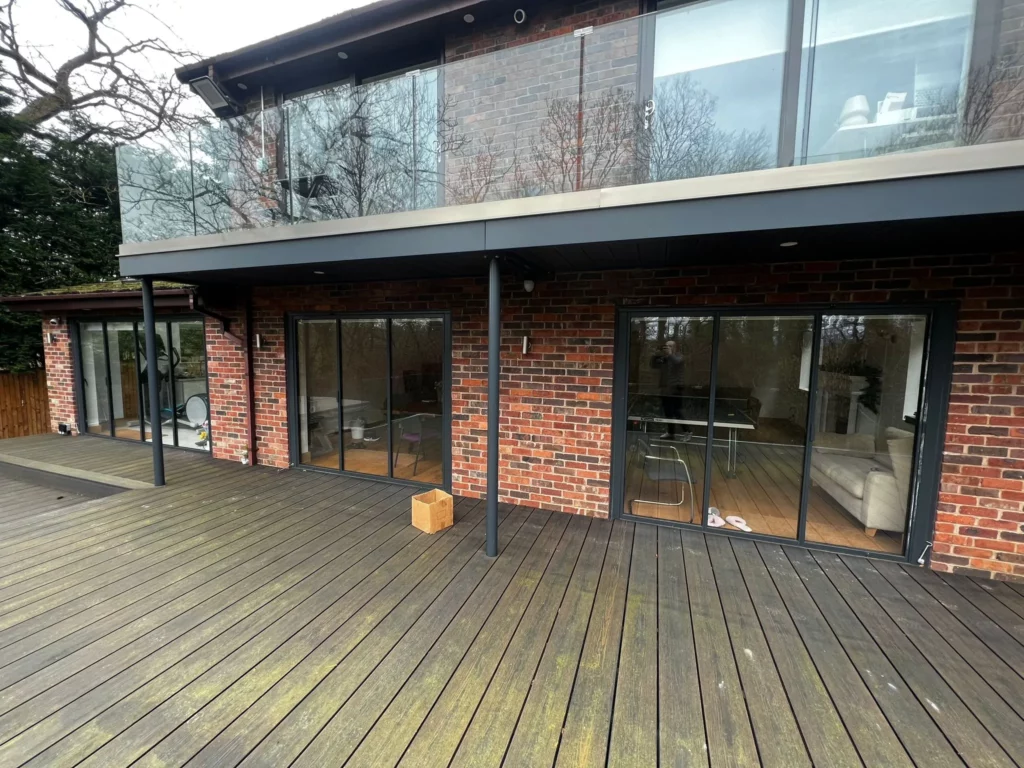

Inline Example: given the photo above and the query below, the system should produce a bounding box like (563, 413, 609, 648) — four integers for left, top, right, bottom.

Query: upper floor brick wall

(441, 1, 642, 203)
(444, 1, 641, 62)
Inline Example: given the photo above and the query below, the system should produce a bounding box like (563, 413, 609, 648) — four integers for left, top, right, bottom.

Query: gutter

(0, 289, 192, 314)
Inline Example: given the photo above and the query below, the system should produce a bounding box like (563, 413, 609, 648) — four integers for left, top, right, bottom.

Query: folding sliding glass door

(293, 314, 449, 487)
(617, 307, 947, 557)
(75, 318, 210, 451)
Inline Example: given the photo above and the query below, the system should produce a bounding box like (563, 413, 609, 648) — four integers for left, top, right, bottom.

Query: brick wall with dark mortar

(441, 0, 642, 203)
(205, 314, 252, 464)
(196, 252, 1023, 580)
(41, 318, 77, 433)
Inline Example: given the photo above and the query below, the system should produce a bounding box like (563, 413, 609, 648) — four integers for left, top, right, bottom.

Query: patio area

(0, 434, 1022, 767)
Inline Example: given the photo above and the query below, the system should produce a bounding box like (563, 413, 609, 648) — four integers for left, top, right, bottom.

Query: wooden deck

(0, 433, 216, 488)
(0, 434, 1023, 767)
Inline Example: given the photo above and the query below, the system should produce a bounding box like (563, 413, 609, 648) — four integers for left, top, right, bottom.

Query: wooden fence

(0, 370, 50, 439)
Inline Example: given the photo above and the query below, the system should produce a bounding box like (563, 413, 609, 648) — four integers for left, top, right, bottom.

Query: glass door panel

(80, 322, 111, 435)
(173, 320, 211, 450)
(296, 319, 340, 469)
(340, 319, 390, 477)
(709, 316, 812, 538)
(624, 316, 714, 523)
(807, 314, 926, 554)
(390, 318, 444, 483)
(106, 322, 144, 441)
(143, 323, 174, 447)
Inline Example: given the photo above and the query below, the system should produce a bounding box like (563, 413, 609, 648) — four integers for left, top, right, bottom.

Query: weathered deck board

(0, 434, 1022, 768)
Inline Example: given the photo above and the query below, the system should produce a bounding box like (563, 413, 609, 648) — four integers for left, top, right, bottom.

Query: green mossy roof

(15, 280, 190, 298)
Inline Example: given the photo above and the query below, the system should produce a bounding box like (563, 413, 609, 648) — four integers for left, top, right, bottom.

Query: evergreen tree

(0, 95, 120, 371)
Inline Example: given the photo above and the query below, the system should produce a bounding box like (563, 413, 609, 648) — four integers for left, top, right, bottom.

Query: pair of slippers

(707, 507, 752, 532)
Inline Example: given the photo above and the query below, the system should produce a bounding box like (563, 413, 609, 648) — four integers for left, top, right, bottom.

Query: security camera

(513, 8, 527, 24)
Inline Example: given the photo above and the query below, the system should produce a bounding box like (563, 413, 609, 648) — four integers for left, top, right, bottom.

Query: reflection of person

(651, 340, 690, 441)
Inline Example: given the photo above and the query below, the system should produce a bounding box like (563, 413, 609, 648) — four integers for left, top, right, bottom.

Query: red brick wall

(442, 0, 643, 204)
(445, 1, 641, 62)
(199, 252, 1023, 581)
(41, 318, 77, 433)
(939, 287, 1024, 580)
(205, 314, 252, 463)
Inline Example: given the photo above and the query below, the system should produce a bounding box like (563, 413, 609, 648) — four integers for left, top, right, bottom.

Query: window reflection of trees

(115, 24, 1024, 244)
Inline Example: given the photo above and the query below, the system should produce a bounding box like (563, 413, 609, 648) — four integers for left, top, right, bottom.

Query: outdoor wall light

(49, 317, 59, 325)
(780, 241, 799, 247)
(313, 270, 325, 275)
(337, 51, 349, 60)
(237, 82, 248, 91)
(523, 279, 535, 293)
(189, 76, 232, 112)
(463, 13, 475, 22)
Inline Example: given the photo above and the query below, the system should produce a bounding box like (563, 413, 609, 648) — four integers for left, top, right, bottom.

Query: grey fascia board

(121, 220, 486, 277)
(483, 167, 1024, 251)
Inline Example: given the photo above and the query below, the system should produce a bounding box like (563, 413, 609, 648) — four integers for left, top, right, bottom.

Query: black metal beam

(141, 277, 166, 486)
(486, 255, 500, 558)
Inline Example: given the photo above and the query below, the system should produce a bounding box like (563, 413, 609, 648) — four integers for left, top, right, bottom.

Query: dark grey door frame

(286, 310, 453, 492)
(610, 303, 956, 565)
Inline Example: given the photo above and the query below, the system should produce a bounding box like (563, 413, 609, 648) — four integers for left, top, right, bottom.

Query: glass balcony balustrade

(117, 0, 1024, 244)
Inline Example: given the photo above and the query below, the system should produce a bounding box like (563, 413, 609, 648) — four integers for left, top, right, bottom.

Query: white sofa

(810, 428, 915, 535)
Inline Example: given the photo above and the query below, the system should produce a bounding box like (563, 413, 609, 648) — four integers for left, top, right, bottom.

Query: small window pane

(297, 319, 340, 469)
(80, 323, 111, 435)
(390, 318, 444, 483)
(107, 322, 144, 441)
(340, 319, 390, 477)
(143, 323, 174, 447)
(173, 321, 210, 450)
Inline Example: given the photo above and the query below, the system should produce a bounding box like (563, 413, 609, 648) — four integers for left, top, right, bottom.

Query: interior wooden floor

(626, 438, 904, 554)
(0, 433, 1022, 768)
(302, 448, 444, 485)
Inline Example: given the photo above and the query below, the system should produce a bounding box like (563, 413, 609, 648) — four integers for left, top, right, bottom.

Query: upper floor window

(797, 0, 979, 163)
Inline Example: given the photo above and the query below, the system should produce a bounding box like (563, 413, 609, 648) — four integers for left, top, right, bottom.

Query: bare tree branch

(0, 0, 194, 141)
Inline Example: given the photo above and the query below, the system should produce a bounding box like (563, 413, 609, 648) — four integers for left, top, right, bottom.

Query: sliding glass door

(293, 314, 449, 487)
(618, 307, 939, 556)
(75, 318, 210, 451)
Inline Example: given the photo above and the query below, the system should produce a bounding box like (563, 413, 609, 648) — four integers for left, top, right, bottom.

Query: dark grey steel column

(141, 277, 165, 486)
(486, 256, 500, 557)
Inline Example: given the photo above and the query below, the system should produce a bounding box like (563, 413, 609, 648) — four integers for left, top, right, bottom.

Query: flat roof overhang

(0, 289, 192, 314)
(118, 143, 1024, 286)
